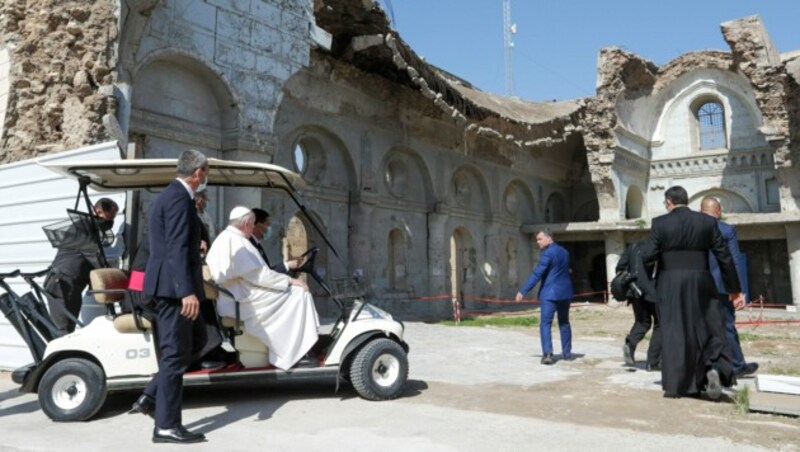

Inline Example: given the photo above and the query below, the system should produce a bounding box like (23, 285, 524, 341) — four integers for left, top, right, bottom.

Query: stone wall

(0, 0, 118, 163)
(120, 0, 313, 155)
(721, 15, 800, 213)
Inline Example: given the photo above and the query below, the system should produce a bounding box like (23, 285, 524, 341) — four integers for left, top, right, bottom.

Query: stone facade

(0, 0, 119, 161)
(0, 2, 797, 315)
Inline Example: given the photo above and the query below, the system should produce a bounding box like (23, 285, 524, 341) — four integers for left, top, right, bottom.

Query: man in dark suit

(616, 240, 662, 371)
(44, 198, 118, 335)
(516, 229, 575, 365)
(646, 186, 745, 400)
(139, 149, 211, 444)
(249, 208, 298, 274)
(700, 196, 758, 379)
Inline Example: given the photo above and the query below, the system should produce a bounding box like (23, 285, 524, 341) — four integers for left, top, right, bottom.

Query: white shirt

(175, 177, 194, 200)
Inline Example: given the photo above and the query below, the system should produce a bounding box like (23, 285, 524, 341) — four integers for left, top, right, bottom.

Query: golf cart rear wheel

(38, 358, 107, 422)
(350, 338, 408, 401)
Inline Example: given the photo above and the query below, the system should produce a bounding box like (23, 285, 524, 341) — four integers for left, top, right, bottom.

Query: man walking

(700, 196, 758, 379)
(617, 240, 662, 371)
(140, 150, 211, 443)
(646, 186, 744, 399)
(516, 230, 574, 365)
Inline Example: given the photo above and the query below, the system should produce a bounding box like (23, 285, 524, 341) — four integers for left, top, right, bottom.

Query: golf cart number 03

(125, 348, 151, 359)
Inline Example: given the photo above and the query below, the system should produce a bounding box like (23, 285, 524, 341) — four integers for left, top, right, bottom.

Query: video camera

(610, 271, 643, 301)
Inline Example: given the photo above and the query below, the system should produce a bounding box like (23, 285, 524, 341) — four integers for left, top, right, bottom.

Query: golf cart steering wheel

(290, 247, 319, 277)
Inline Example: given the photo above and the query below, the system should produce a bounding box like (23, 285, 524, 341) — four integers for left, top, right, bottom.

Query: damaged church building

(0, 0, 798, 318)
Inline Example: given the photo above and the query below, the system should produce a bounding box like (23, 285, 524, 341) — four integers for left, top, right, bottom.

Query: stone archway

(450, 227, 475, 301)
(625, 185, 645, 219)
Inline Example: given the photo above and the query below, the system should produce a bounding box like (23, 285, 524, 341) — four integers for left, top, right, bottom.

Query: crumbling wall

(582, 47, 657, 221)
(0, 0, 118, 163)
(722, 15, 800, 213)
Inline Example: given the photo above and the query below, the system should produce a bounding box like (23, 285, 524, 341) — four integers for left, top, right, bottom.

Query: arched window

(293, 142, 307, 174)
(695, 101, 726, 150)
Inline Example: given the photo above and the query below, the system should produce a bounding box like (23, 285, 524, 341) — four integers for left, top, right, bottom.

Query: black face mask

(97, 218, 114, 232)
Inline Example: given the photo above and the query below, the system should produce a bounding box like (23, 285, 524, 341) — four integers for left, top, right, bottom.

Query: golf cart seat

(202, 266, 243, 329)
(202, 267, 269, 367)
(89, 268, 151, 333)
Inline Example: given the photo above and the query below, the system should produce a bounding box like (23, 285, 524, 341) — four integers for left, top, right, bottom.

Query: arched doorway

(450, 227, 475, 302)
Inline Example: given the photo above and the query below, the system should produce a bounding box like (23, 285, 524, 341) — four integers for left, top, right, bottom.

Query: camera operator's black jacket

(616, 240, 657, 303)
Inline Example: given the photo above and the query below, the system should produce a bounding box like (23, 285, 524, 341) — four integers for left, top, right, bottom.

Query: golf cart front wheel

(350, 338, 408, 401)
(38, 358, 107, 422)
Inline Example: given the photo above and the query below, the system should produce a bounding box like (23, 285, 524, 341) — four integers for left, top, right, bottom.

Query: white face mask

(196, 176, 207, 193)
(264, 225, 274, 241)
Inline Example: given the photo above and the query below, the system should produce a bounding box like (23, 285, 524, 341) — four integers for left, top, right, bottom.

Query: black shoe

(200, 360, 226, 370)
(153, 426, 206, 444)
(706, 368, 722, 400)
(735, 362, 759, 378)
(622, 343, 635, 367)
(129, 394, 155, 418)
(540, 353, 554, 365)
(646, 362, 661, 372)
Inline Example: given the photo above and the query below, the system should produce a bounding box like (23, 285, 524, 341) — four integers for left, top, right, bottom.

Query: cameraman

(44, 198, 119, 335)
(616, 240, 661, 371)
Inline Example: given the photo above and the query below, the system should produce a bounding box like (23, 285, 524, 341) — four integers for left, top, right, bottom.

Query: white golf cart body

(15, 158, 409, 421)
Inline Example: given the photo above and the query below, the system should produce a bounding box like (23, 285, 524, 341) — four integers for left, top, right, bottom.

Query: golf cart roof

(40, 158, 305, 191)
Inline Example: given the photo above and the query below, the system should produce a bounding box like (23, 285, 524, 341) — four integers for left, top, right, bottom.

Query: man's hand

(515, 292, 524, 303)
(181, 294, 200, 320)
(290, 278, 308, 291)
(286, 258, 301, 270)
(199, 240, 208, 255)
(729, 292, 745, 310)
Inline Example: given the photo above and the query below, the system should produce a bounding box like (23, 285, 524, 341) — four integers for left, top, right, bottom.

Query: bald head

(700, 196, 721, 219)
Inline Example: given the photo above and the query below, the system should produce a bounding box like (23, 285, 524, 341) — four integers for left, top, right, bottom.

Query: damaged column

(604, 231, 625, 302)
(787, 224, 800, 306)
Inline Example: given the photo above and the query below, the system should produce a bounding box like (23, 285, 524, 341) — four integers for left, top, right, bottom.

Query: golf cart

(4, 158, 409, 422)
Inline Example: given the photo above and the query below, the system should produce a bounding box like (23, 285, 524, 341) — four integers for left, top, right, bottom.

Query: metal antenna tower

(503, 0, 516, 96)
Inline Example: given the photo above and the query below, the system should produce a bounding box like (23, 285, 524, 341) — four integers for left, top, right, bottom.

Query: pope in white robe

(207, 206, 319, 370)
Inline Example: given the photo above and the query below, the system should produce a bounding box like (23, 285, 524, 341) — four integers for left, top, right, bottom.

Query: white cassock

(207, 226, 319, 370)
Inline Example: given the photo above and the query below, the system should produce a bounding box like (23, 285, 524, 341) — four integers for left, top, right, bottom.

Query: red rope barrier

(399, 290, 798, 326)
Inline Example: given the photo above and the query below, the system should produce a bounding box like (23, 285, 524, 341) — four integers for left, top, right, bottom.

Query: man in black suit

(645, 186, 744, 400)
(616, 240, 661, 371)
(44, 198, 118, 335)
(139, 150, 211, 443)
(249, 208, 298, 274)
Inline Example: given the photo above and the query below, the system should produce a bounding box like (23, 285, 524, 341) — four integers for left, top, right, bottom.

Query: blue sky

(382, 1, 800, 102)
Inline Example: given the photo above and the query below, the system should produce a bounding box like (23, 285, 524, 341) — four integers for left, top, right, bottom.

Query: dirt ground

(412, 305, 800, 450)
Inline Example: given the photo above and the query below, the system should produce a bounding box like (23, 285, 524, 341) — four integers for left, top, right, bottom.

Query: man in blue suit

(516, 230, 574, 365)
(140, 150, 211, 444)
(701, 197, 759, 379)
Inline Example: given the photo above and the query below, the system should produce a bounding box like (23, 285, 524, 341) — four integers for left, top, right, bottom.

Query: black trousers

(144, 297, 196, 430)
(625, 298, 662, 367)
(44, 272, 89, 336)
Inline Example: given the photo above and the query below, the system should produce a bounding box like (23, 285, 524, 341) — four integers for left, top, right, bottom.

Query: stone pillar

(786, 224, 800, 306)
(604, 231, 626, 302)
(426, 210, 449, 299)
(348, 197, 375, 284)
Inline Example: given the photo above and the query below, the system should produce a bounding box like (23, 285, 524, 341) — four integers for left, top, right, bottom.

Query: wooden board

(749, 391, 800, 417)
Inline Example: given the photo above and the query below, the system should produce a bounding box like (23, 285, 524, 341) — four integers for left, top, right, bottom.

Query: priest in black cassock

(645, 186, 745, 399)
(250, 208, 299, 274)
